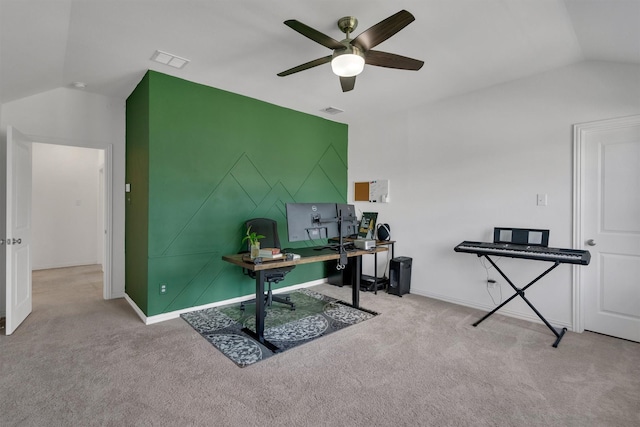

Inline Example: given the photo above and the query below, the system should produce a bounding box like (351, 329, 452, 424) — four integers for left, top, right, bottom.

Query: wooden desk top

(330, 237, 396, 246)
(222, 246, 388, 271)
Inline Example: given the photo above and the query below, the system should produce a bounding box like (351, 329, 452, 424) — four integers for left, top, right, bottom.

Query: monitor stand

(313, 210, 350, 267)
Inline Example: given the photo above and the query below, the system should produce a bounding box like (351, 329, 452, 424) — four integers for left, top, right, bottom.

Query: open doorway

(31, 142, 107, 300)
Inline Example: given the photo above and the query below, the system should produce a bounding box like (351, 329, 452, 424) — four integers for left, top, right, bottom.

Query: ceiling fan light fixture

(331, 46, 365, 77)
(279, 10, 422, 92)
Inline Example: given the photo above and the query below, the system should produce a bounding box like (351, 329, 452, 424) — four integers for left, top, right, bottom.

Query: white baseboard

(124, 278, 327, 325)
(411, 289, 573, 331)
(32, 261, 101, 271)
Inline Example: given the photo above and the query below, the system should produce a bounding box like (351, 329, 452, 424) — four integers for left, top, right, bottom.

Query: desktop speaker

(377, 223, 391, 241)
(388, 256, 412, 296)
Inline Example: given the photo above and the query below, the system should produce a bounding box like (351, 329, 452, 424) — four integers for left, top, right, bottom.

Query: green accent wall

(126, 71, 348, 316)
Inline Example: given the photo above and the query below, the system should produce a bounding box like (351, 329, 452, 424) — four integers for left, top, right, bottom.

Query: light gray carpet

(1, 265, 638, 426)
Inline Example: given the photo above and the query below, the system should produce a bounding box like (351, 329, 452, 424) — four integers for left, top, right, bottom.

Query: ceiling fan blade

(277, 55, 332, 77)
(284, 20, 345, 50)
(365, 50, 424, 70)
(340, 76, 356, 92)
(351, 10, 415, 51)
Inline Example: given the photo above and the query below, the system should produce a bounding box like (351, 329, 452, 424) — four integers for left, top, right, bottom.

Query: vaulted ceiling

(1, 0, 638, 123)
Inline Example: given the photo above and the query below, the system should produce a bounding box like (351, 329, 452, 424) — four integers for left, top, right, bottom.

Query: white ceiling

(1, 0, 639, 124)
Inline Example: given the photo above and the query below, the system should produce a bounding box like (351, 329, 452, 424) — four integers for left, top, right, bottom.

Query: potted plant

(242, 225, 265, 259)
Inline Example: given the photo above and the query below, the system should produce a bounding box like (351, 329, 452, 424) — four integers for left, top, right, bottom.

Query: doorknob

(6, 238, 21, 245)
(586, 239, 596, 246)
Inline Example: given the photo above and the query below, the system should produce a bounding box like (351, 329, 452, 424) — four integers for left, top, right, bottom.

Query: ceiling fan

(277, 10, 424, 92)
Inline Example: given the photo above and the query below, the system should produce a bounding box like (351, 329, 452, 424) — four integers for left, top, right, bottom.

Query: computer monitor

(336, 203, 358, 237)
(358, 212, 378, 239)
(285, 203, 340, 242)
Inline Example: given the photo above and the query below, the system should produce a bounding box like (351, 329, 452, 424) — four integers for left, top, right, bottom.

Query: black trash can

(388, 256, 412, 296)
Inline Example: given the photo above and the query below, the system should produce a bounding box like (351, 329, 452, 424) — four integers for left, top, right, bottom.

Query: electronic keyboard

(454, 241, 590, 265)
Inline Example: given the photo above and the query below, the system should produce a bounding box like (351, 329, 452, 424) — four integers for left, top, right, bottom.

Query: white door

(4, 126, 33, 335)
(576, 115, 640, 342)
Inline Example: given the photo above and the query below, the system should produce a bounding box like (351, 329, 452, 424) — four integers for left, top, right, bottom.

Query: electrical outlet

(159, 283, 167, 295)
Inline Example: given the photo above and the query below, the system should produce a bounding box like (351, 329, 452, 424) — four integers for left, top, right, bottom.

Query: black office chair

(240, 218, 296, 312)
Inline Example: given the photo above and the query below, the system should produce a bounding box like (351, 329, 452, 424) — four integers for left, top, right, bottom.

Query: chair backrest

(245, 218, 281, 250)
(243, 218, 293, 282)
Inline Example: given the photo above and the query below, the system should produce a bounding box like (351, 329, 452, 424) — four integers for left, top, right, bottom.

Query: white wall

(350, 61, 640, 329)
(31, 143, 102, 270)
(1, 87, 126, 298)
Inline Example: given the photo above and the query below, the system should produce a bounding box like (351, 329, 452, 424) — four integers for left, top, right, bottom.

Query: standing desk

(222, 246, 388, 352)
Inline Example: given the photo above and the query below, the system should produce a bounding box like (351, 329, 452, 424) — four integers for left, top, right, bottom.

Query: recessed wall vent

(320, 106, 344, 115)
(150, 50, 190, 69)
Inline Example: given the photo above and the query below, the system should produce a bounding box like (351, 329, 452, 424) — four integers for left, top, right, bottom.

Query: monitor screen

(358, 212, 378, 239)
(285, 203, 340, 242)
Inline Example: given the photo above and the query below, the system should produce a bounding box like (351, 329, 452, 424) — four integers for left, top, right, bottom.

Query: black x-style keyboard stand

(473, 255, 567, 348)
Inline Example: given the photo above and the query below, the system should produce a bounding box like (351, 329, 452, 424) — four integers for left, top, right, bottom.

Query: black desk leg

(373, 252, 378, 295)
(473, 255, 567, 348)
(241, 270, 279, 353)
(338, 255, 378, 315)
(352, 255, 361, 309)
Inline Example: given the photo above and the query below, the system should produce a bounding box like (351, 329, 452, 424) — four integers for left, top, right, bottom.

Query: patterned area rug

(181, 289, 378, 367)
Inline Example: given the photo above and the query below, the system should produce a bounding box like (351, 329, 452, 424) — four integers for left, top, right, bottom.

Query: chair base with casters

(240, 282, 296, 312)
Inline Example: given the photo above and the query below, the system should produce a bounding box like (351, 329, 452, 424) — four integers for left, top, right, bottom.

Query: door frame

(27, 135, 114, 299)
(572, 114, 640, 333)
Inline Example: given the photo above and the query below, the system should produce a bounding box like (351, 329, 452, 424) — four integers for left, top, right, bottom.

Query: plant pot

(250, 242, 260, 259)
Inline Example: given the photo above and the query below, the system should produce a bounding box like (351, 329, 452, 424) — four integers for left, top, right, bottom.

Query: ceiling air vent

(320, 106, 344, 115)
(150, 50, 190, 69)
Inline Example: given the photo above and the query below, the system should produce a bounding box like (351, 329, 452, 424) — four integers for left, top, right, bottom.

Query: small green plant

(241, 225, 265, 247)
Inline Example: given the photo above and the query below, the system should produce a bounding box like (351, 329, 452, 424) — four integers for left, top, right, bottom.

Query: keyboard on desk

(454, 241, 591, 265)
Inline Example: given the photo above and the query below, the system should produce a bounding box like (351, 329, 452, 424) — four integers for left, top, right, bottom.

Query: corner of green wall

(125, 72, 150, 314)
